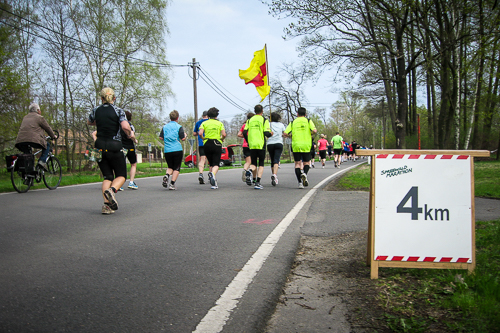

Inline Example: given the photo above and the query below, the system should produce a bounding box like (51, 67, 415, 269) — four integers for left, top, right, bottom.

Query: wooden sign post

(356, 150, 489, 279)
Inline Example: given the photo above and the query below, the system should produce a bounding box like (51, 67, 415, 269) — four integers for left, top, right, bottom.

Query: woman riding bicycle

(15, 103, 56, 170)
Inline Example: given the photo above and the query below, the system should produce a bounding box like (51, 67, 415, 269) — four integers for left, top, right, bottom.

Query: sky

(164, 0, 341, 123)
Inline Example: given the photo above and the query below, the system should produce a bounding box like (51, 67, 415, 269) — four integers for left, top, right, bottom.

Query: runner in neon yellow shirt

(243, 104, 272, 189)
(199, 107, 226, 189)
(331, 132, 343, 168)
(284, 107, 317, 188)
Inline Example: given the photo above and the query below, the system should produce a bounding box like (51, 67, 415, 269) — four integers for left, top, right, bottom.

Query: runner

(331, 131, 343, 168)
(87, 87, 135, 214)
(351, 140, 358, 161)
(121, 111, 139, 189)
(266, 112, 286, 186)
(237, 112, 254, 183)
(317, 134, 328, 168)
(284, 107, 317, 189)
(199, 107, 226, 189)
(343, 140, 349, 163)
(310, 139, 316, 168)
(159, 110, 187, 190)
(193, 111, 209, 184)
(243, 104, 272, 190)
(327, 142, 333, 160)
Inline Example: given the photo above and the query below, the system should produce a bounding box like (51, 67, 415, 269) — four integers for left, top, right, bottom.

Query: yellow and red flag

(239, 46, 270, 102)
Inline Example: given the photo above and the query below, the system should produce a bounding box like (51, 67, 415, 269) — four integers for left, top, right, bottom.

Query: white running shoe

(301, 173, 309, 187)
(298, 182, 304, 189)
(162, 174, 169, 188)
(271, 174, 277, 186)
(254, 183, 264, 190)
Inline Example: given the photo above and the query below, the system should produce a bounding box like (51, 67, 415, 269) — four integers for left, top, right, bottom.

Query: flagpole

(265, 44, 271, 117)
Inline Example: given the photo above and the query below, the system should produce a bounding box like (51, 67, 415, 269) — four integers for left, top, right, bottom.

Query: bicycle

(6, 131, 62, 193)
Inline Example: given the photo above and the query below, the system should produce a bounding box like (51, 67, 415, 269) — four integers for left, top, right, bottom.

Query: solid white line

(193, 163, 361, 333)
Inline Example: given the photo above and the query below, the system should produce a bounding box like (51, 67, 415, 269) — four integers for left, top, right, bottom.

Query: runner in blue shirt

(159, 110, 187, 190)
(193, 111, 210, 184)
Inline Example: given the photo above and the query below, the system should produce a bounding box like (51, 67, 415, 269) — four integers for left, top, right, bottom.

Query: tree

(0, 1, 29, 152)
(270, 62, 311, 123)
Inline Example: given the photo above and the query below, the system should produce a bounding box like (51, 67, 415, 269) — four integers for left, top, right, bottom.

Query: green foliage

(336, 163, 370, 191)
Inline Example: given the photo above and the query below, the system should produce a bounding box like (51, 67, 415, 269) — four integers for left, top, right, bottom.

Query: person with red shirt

(317, 134, 329, 168)
(237, 112, 254, 182)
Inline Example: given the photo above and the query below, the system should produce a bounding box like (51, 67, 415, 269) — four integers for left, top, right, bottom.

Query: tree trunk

(481, 40, 499, 149)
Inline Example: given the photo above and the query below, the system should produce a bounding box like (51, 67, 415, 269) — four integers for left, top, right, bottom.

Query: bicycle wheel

(11, 160, 32, 193)
(43, 156, 62, 189)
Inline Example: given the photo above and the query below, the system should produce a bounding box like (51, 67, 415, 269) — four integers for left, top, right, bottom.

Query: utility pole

(191, 58, 199, 164)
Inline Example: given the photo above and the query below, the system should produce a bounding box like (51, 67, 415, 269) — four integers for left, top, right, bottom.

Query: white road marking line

(193, 163, 361, 333)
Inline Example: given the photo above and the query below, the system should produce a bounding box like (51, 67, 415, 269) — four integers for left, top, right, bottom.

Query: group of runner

(86, 88, 355, 214)
(190, 105, 318, 190)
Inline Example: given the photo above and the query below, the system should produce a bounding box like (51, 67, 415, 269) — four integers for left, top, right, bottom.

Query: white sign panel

(374, 154, 472, 263)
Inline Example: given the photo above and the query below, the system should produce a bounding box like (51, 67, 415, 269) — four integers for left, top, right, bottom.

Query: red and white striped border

(376, 154, 469, 160)
(376, 255, 470, 263)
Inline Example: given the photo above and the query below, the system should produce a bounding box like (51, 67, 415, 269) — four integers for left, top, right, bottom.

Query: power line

(199, 65, 253, 108)
(0, 6, 188, 69)
(197, 68, 248, 113)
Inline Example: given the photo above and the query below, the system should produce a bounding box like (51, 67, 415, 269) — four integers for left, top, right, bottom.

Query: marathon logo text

(381, 165, 412, 178)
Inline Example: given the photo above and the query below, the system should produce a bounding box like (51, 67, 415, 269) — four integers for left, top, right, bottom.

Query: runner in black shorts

(121, 111, 139, 190)
(310, 139, 316, 168)
(199, 107, 226, 189)
(237, 112, 254, 182)
(160, 110, 187, 190)
(87, 87, 135, 214)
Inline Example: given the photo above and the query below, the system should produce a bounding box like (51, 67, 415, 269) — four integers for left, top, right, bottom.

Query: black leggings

(267, 143, 283, 167)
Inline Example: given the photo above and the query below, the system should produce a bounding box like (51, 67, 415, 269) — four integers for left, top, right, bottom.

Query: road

(0, 160, 363, 332)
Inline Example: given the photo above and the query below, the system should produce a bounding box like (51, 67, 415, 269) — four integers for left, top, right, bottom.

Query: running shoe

(254, 183, 264, 190)
(334, 161, 337, 168)
(245, 170, 252, 186)
(271, 174, 277, 186)
(298, 182, 304, 189)
(211, 177, 218, 189)
(322, 165, 325, 169)
(104, 188, 118, 210)
(162, 174, 170, 188)
(311, 164, 315, 168)
(168, 183, 176, 190)
(301, 173, 309, 187)
(208, 172, 216, 186)
(241, 169, 247, 182)
(118, 187, 124, 191)
(101, 204, 115, 215)
(199, 173, 205, 184)
(128, 182, 138, 189)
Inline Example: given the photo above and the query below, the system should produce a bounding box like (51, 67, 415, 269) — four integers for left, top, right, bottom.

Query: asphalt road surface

(0, 159, 363, 332)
